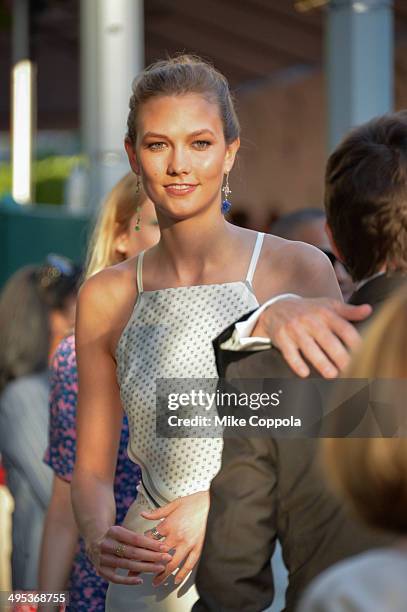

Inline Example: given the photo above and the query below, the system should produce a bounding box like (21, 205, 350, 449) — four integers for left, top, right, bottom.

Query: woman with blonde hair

(85, 172, 158, 277)
(299, 286, 407, 612)
(38, 174, 159, 612)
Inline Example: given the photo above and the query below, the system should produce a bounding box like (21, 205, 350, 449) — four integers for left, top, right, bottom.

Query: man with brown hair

(325, 112, 407, 284)
(193, 111, 407, 612)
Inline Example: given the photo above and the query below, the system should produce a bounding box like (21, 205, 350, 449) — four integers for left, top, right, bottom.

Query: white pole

(11, 0, 35, 205)
(326, 0, 394, 150)
(81, 0, 144, 209)
(11, 61, 35, 205)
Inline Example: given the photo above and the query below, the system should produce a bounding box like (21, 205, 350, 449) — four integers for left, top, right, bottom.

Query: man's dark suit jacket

(193, 274, 406, 612)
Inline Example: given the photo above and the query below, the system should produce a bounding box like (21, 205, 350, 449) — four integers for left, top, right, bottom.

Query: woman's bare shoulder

(235, 226, 328, 266)
(78, 256, 139, 327)
(263, 234, 327, 265)
(256, 234, 341, 299)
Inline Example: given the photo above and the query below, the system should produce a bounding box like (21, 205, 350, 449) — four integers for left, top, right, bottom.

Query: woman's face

(125, 93, 239, 221)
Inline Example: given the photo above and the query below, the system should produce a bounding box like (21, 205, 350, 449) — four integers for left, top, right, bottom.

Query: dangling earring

(134, 206, 141, 232)
(221, 173, 232, 215)
(134, 174, 142, 231)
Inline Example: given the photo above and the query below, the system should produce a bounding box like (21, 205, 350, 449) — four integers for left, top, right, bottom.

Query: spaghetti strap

(136, 251, 144, 294)
(245, 232, 265, 285)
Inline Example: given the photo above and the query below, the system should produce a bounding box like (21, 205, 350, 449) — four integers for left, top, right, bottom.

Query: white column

(326, 0, 394, 150)
(81, 0, 144, 209)
(11, 0, 35, 205)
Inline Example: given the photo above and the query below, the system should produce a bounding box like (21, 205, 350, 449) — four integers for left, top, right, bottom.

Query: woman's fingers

(128, 547, 172, 565)
(101, 537, 171, 562)
(144, 520, 170, 541)
(141, 498, 179, 520)
(98, 567, 143, 585)
(152, 546, 187, 586)
(174, 548, 199, 585)
(86, 525, 175, 588)
(144, 521, 179, 551)
(106, 525, 171, 552)
(99, 553, 166, 574)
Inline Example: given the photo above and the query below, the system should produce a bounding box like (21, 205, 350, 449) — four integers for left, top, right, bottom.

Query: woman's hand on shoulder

(86, 524, 173, 585)
(141, 491, 210, 586)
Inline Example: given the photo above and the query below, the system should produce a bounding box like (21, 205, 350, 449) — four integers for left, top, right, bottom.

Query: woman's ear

(114, 229, 130, 257)
(124, 138, 140, 175)
(224, 137, 240, 174)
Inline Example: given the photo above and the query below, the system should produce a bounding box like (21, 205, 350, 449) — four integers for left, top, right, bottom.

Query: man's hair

(325, 111, 407, 282)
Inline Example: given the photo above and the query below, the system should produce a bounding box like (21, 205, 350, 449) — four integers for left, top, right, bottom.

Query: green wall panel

(0, 200, 91, 288)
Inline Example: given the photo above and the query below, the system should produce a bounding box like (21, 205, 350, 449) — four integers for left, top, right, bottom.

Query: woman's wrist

(85, 526, 107, 547)
(84, 529, 109, 569)
(81, 518, 116, 551)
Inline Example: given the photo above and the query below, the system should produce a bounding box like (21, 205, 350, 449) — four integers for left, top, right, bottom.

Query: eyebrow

(142, 129, 216, 140)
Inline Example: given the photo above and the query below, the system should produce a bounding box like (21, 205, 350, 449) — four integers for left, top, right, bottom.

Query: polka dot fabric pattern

(116, 282, 259, 503)
(44, 335, 141, 612)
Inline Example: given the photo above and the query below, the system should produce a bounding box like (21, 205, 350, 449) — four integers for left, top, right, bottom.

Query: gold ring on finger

(114, 542, 126, 558)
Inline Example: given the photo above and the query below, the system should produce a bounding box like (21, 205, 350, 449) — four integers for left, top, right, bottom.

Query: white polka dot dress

(116, 234, 263, 505)
(106, 234, 263, 611)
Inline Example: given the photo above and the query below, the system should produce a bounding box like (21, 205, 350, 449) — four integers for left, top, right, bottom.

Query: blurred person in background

(0, 257, 81, 590)
(270, 208, 355, 301)
(299, 286, 407, 612)
(39, 173, 159, 612)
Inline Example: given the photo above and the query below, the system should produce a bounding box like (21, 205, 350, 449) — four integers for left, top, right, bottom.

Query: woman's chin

(157, 202, 216, 223)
